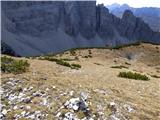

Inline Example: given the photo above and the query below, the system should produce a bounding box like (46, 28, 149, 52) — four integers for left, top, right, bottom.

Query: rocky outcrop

(1, 1, 160, 56)
(120, 10, 159, 43)
(96, 4, 115, 39)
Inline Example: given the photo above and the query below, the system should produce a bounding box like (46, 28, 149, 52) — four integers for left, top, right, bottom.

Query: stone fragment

(109, 102, 117, 114)
(64, 98, 80, 111)
(21, 111, 26, 117)
(26, 105, 31, 110)
(22, 97, 31, 103)
(69, 90, 74, 96)
(64, 112, 78, 120)
(2, 109, 7, 115)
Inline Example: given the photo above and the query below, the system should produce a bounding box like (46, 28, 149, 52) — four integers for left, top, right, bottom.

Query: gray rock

(1, 1, 160, 56)
(124, 104, 134, 113)
(64, 98, 80, 111)
(18, 93, 25, 99)
(0, 113, 4, 119)
(13, 105, 18, 110)
(26, 105, 31, 110)
(63, 112, 78, 120)
(26, 114, 35, 119)
(109, 102, 117, 114)
(22, 97, 31, 103)
(2, 109, 7, 115)
(32, 91, 43, 97)
(108, 115, 120, 120)
(79, 92, 90, 112)
(40, 98, 48, 106)
(21, 111, 26, 117)
(8, 94, 18, 101)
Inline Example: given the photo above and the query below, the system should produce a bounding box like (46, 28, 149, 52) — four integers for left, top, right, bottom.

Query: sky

(97, 0, 160, 8)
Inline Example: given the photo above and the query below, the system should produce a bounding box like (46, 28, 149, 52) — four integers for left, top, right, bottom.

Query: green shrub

(1, 56, 30, 74)
(88, 50, 92, 54)
(118, 71, 149, 81)
(42, 57, 59, 62)
(71, 63, 81, 69)
(125, 62, 131, 65)
(94, 63, 102, 66)
(61, 58, 73, 61)
(111, 65, 128, 69)
(70, 50, 76, 56)
(112, 42, 141, 50)
(83, 55, 92, 58)
(84, 56, 88, 58)
(88, 55, 92, 58)
(56, 60, 71, 67)
(39, 56, 81, 69)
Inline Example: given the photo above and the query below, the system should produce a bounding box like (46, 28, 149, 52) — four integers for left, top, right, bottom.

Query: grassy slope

(1, 43, 160, 119)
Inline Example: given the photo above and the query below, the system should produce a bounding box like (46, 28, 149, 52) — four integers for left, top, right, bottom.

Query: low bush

(1, 56, 30, 74)
(118, 71, 149, 81)
(71, 63, 81, 69)
(70, 50, 76, 56)
(39, 56, 81, 69)
(112, 42, 141, 50)
(83, 55, 92, 58)
(61, 58, 73, 61)
(111, 65, 128, 69)
(125, 62, 131, 65)
(42, 57, 59, 62)
(84, 56, 88, 58)
(88, 55, 92, 58)
(111, 42, 141, 49)
(56, 60, 71, 67)
(88, 50, 92, 54)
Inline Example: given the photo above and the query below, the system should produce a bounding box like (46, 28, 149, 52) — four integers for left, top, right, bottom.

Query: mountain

(1, 1, 160, 56)
(107, 3, 160, 32)
(1, 43, 160, 120)
(107, 3, 121, 10)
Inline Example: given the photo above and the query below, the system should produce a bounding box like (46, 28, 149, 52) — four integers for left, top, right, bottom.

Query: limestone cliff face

(120, 10, 156, 42)
(64, 1, 97, 39)
(1, 1, 160, 56)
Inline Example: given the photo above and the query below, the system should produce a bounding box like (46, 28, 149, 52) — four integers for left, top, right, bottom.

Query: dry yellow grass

(1, 43, 160, 119)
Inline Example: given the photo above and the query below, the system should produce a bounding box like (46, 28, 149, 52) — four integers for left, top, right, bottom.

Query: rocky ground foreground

(1, 43, 160, 120)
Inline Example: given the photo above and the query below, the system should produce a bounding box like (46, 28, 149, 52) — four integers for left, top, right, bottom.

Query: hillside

(107, 3, 160, 32)
(1, 43, 160, 120)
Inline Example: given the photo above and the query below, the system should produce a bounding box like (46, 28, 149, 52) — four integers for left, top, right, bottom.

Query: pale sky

(97, 0, 160, 8)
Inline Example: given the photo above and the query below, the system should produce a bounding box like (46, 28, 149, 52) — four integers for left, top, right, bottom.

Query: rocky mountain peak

(122, 10, 134, 19)
(1, 1, 160, 56)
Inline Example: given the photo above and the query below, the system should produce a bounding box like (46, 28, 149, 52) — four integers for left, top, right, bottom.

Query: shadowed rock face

(96, 4, 115, 39)
(1, 1, 160, 56)
(1, 42, 18, 56)
(64, 1, 97, 39)
(120, 10, 153, 41)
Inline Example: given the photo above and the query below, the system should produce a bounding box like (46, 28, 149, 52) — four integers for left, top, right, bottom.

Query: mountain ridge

(1, 1, 160, 56)
(107, 3, 160, 32)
